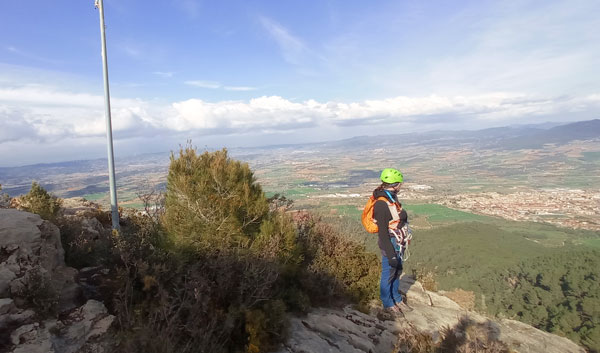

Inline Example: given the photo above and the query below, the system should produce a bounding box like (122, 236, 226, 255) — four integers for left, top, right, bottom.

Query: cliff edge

(276, 275, 585, 353)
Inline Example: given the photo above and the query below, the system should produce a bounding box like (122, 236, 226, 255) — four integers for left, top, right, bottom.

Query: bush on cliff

(19, 181, 62, 221)
(162, 146, 269, 250)
(294, 212, 379, 308)
(107, 146, 379, 353)
(0, 184, 12, 208)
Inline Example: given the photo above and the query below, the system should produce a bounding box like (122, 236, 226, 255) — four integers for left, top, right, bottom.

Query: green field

(331, 204, 362, 217)
(121, 202, 145, 210)
(403, 222, 563, 291)
(406, 203, 493, 223)
(582, 151, 600, 162)
(82, 192, 105, 201)
(280, 187, 319, 198)
(581, 237, 600, 248)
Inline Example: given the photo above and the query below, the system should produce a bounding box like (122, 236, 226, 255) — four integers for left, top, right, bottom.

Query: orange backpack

(361, 196, 389, 233)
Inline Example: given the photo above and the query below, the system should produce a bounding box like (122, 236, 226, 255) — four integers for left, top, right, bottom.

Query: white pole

(95, 0, 120, 230)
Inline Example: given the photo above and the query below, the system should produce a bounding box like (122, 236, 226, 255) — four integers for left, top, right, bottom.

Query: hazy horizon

(0, 118, 582, 168)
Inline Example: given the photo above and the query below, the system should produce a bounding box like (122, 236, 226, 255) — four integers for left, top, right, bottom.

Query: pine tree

(163, 146, 269, 250)
(20, 182, 62, 221)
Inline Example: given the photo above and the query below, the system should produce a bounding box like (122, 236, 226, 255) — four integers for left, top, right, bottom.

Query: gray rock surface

(279, 305, 401, 353)
(0, 192, 10, 209)
(0, 268, 17, 297)
(0, 209, 80, 312)
(1, 208, 114, 353)
(8, 300, 115, 353)
(0, 298, 36, 333)
(276, 275, 585, 353)
(60, 198, 102, 218)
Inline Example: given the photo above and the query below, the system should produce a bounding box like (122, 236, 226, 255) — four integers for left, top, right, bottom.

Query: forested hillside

(483, 250, 600, 350)
(398, 221, 599, 352)
(314, 205, 600, 352)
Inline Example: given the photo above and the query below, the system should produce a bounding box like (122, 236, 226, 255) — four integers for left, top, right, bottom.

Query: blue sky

(1, 0, 599, 166)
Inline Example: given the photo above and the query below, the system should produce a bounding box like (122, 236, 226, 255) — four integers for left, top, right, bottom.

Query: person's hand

(388, 256, 401, 269)
(399, 209, 408, 223)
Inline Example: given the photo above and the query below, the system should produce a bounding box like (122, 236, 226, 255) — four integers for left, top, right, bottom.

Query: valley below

(2, 120, 600, 350)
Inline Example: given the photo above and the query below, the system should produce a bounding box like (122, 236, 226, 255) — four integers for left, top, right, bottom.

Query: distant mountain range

(1, 119, 599, 195)
(325, 119, 600, 150)
(499, 119, 600, 149)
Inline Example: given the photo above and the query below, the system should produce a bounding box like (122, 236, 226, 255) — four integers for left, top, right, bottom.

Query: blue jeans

(380, 238, 402, 308)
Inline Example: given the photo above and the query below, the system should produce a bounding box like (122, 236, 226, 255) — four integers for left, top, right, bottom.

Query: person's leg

(380, 254, 403, 308)
(380, 255, 394, 308)
(389, 259, 403, 304)
(388, 236, 403, 305)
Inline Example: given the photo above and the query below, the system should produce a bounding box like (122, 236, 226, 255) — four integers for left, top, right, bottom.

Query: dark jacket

(372, 189, 406, 262)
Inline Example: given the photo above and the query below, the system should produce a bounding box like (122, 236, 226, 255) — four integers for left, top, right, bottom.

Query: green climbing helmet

(380, 168, 403, 184)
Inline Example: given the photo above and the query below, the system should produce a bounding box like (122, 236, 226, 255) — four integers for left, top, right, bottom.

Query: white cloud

(184, 80, 221, 89)
(0, 105, 38, 143)
(1, 83, 599, 149)
(224, 86, 257, 91)
(258, 16, 311, 66)
(152, 71, 175, 78)
(0, 84, 164, 143)
(170, 96, 318, 131)
(185, 81, 258, 91)
(0, 84, 103, 107)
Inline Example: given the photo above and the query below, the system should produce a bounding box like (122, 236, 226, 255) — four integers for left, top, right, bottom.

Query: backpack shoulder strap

(374, 196, 389, 203)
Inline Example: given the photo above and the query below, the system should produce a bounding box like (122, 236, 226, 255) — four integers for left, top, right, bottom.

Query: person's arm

(373, 200, 397, 265)
(398, 209, 408, 228)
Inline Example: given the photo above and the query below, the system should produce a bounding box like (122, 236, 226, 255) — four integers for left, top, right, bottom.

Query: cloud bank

(185, 80, 258, 91)
(1, 84, 599, 146)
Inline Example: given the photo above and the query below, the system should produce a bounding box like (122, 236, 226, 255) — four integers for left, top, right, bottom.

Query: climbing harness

(390, 224, 413, 262)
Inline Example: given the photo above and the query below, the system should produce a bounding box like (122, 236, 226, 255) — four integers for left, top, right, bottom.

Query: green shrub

(19, 181, 62, 221)
(245, 300, 288, 353)
(110, 147, 381, 352)
(0, 184, 11, 208)
(295, 212, 380, 307)
(251, 210, 303, 271)
(14, 268, 59, 317)
(412, 268, 438, 292)
(111, 231, 283, 353)
(56, 214, 114, 269)
(163, 146, 268, 250)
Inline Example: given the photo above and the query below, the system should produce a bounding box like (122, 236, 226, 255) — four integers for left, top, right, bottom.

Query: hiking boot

(377, 306, 402, 321)
(388, 305, 403, 315)
(395, 301, 414, 313)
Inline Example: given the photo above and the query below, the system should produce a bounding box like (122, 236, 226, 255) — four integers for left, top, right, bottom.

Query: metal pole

(95, 0, 120, 230)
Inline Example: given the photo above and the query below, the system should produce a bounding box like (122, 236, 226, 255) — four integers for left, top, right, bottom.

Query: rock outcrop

(60, 198, 104, 219)
(0, 209, 79, 311)
(0, 209, 114, 353)
(0, 192, 10, 209)
(8, 300, 114, 353)
(277, 275, 585, 353)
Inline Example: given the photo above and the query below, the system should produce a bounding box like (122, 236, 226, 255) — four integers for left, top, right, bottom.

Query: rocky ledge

(0, 209, 114, 353)
(276, 276, 585, 353)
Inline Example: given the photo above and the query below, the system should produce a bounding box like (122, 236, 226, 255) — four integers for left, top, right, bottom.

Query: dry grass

(394, 325, 436, 353)
(412, 268, 438, 292)
(443, 289, 475, 311)
(394, 316, 512, 353)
